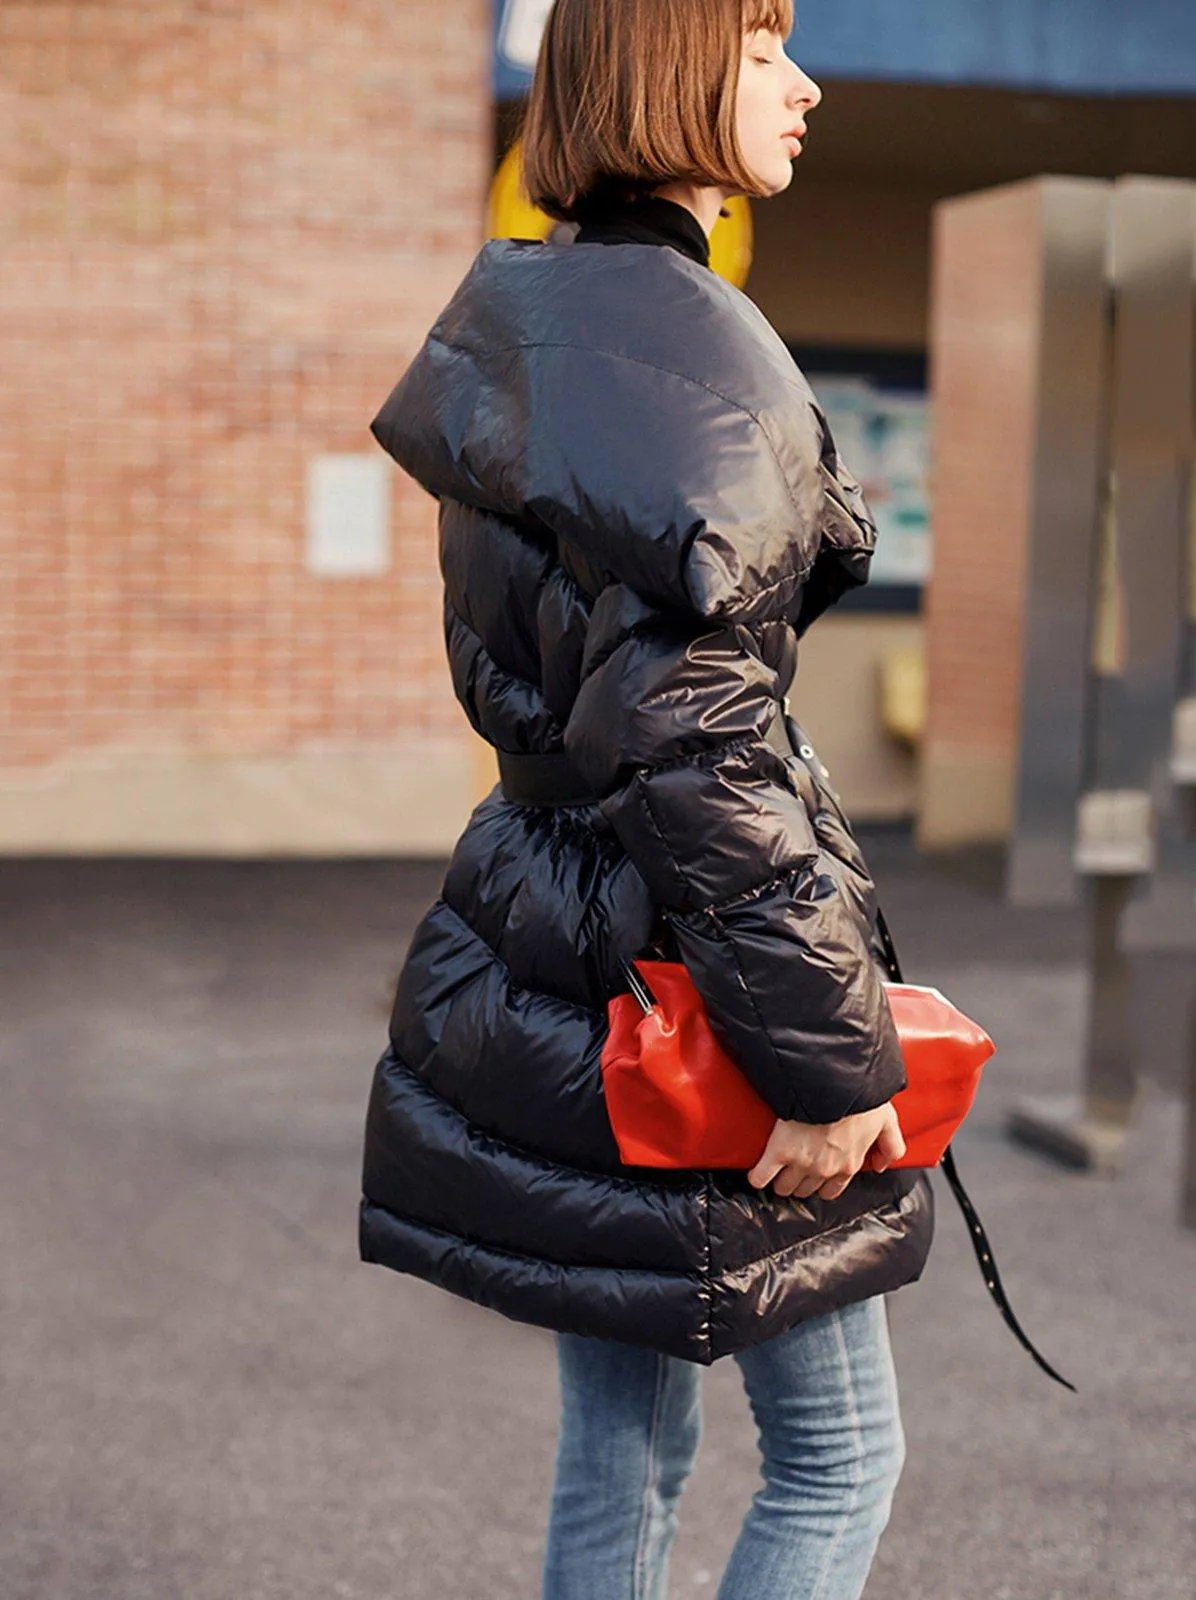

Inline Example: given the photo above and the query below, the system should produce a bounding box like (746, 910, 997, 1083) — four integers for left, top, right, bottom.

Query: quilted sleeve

(563, 581, 907, 1126)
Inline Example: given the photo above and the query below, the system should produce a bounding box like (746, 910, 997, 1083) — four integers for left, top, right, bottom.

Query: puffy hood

(371, 236, 879, 631)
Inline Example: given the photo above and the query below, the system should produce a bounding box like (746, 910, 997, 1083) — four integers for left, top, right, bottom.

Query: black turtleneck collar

(572, 187, 712, 271)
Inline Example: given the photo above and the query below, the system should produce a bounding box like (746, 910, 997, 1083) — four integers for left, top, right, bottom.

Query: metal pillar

(1174, 468, 1196, 1228)
(1006, 180, 1112, 909)
(1114, 177, 1196, 960)
(1008, 874, 1136, 1173)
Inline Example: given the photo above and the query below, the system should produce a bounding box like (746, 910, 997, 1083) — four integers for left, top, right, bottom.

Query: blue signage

(494, 0, 1196, 100)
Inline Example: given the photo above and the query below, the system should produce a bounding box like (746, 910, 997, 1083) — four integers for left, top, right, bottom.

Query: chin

(744, 156, 794, 200)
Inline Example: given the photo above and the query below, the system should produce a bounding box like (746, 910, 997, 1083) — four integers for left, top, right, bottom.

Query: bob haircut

(520, 0, 797, 223)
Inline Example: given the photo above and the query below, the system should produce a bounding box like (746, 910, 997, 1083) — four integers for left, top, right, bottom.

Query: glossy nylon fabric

(358, 230, 935, 1363)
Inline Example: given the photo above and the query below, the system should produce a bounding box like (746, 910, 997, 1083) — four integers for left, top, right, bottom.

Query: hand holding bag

(600, 910, 1076, 1392)
(602, 962, 994, 1171)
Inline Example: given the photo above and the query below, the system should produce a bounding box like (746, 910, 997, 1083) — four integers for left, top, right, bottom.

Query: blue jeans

(541, 1294, 905, 1600)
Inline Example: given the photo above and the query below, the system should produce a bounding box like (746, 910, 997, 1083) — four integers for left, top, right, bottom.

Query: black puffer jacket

(358, 214, 934, 1364)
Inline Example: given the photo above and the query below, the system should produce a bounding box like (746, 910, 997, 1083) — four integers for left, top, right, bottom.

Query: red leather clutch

(600, 958, 995, 1170)
(599, 952, 1077, 1393)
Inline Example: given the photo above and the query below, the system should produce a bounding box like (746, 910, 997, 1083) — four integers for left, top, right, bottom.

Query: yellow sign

(487, 137, 754, 288)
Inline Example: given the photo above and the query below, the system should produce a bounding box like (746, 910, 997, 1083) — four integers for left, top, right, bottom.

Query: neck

(648, 183, 728, 242)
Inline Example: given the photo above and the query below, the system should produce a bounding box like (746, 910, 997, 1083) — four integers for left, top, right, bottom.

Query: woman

(359, 0, 935, 1594)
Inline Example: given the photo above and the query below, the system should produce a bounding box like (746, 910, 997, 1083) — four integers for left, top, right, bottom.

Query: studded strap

(875, 906, 1077, 1393)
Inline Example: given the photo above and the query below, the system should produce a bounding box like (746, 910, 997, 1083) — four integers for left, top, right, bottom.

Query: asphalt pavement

(2, 834, 1193, 1599)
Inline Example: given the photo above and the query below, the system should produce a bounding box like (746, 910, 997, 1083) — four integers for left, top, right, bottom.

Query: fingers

(782, 1171, 820, 1199)
(748, 1106, 904, 1196)
(765, 1164, 856, 1201)
(874, 1116, 906, 1165)
(859, 1107, 905, 1173)
(747, 1157, 785, 1190)
(750, 1160, 812, 1198)
(747, 1119, 787, 1190)
(748, 1119, 817, 1190)
(813, 1173, 854, 1201)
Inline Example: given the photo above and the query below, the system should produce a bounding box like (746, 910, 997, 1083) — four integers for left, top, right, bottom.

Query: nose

(789, 60, 822, 112)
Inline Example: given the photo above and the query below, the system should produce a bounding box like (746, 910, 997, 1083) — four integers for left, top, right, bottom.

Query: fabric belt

(496, 747, 598, 807)
(493, 701, 1076, 1391)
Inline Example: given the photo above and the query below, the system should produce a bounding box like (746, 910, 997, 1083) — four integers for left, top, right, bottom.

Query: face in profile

(735, 26, 822, 197)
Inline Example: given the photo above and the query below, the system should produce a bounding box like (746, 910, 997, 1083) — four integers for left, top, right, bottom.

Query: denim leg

(541, 1330, 704, 1600)
(717, 1295, 906, 1600)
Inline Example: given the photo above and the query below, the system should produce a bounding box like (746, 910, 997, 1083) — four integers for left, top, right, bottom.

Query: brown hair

(519, 0, 796, 223)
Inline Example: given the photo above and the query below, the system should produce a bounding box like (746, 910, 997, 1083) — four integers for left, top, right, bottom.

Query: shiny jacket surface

(358, 235, 934, 1362)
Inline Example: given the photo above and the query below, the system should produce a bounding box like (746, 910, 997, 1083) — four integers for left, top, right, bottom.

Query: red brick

(1, 0, 489, 775)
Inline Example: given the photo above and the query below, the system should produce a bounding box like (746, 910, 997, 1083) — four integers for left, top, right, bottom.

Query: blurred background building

(2, 0, 1195, 853)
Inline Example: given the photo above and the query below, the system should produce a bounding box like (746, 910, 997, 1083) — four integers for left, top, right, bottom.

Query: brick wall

(918, 179, 1044, 845)
(0, 0, 491, 851)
